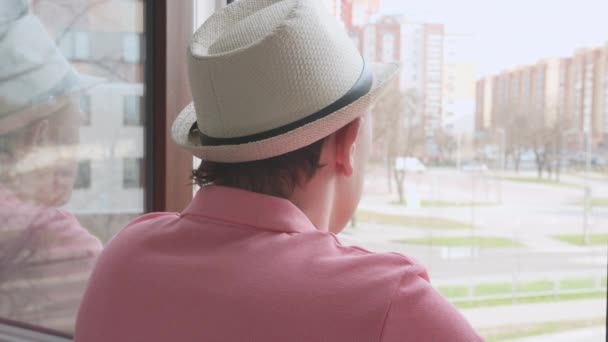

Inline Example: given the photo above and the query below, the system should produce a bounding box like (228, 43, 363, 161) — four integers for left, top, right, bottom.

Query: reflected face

(45, 100, 82, 206)
(4, 98, 82, 207)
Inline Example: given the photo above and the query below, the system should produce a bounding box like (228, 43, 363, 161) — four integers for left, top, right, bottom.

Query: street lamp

(496, 128, 505, 204)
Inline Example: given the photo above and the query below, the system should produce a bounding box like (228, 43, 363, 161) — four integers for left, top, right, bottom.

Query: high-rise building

(444, 62, 476, 135)
(324, 0, 381, 28)
(354, 15, 446, 155)
(569, 47, 608, 144)
(475, 77, 494, 132)
(443, 35, 476, 136)
(475, 43, 608, 147)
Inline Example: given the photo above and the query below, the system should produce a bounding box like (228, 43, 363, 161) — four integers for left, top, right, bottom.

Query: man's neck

(288, 176, 335, 232)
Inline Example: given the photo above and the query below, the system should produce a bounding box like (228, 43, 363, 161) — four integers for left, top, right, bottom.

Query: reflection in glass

(1, 0, 145, 334)
(0, 3, 102, 332)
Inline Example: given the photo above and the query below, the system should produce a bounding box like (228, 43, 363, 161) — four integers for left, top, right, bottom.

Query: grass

(501, 176, 581, 188)
(454, 291, 606, 309)
(391, 200, 497, 207)
(437, 286, 469, 298)
(554, 233, 608, 246)
(396, 236, 524, 248)
(519, 280, 554, 292)
(438, 277, 607, 309)
(481, 318, 606, 342)
(475, 282, 515, 296)
(574, 197, 608, 207)
(561, 277, 596, 290)
(355, 209, 472, 229)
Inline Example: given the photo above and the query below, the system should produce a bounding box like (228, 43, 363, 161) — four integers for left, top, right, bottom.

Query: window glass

(123, 94, 144, 126)
(328, 0, 608, 340)
(123, 157, 143, 189)
(80, 95, 91, 125)
(0, 0, 146, 334)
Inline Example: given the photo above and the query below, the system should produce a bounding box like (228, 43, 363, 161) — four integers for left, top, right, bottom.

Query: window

(0, 0, 164, 336)
(381, 33, 395, 62)
(59, 31, 90, 60)
(336, 2, 607, 341)
(123, 95, 144, 125)
(123, 157, 143, 188)
(123, 32, 142, 63)
(80, 95, 92, 125)
(363, 26, 376, 62)
(74, 160, 92, 189)
(74, 31, 91, 60)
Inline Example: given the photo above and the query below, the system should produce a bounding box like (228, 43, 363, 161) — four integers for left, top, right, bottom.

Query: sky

(380, 0, 608, 77)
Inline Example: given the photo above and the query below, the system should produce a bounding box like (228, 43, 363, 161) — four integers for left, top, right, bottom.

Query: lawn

(500, 176, 580, 188)
(437, 276, 607, 309)
(396, 236, 524, 248)
(391, 200, 497, 208)
(455, 291, 607, 309)
(561, 277, 596, 290)
(355, 210, 472, 229)
(481, 318, 605, 342)
(574, 197, 608, 207)
(554, 233, 608, 246)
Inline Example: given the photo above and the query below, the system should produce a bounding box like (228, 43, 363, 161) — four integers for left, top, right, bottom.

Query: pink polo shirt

(75, 186, 482, 341)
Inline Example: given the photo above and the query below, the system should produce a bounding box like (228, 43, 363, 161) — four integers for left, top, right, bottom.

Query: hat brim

(0, 74, 105, 136)
(172, 62, 400, 162)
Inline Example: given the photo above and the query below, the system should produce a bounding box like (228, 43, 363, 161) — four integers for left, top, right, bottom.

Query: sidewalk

(462, 298, 606, 330)
(505, 326, 605, 342)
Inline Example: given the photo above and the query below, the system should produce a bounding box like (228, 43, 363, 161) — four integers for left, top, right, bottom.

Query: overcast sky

(380, 0, 608, 77)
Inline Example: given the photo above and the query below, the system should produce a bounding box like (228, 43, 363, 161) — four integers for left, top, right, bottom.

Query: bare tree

(435, 129, 457, 163)
(372, 82, 423, 203)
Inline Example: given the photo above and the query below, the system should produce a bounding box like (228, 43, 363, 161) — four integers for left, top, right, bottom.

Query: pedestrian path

(462, 298, 606, 330)
(505, 326, 605, 342)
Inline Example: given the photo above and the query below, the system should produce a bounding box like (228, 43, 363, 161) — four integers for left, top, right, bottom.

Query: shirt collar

(182, 185, 317, 234)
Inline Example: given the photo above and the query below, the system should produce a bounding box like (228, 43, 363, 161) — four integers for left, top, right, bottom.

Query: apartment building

(352, 15, 446, 155)
(475, 43, 608, 148)
(324, 0, 380, 28)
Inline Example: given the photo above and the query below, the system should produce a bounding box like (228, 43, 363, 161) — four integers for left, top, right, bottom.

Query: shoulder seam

(376, 270, 408, 342)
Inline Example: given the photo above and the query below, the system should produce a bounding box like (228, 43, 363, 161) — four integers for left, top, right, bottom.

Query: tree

(435, 129, 457, 163)
(372, 82, 423, 203)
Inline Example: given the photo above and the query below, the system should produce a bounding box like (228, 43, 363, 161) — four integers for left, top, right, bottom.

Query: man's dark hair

(193, 138, 326, 198)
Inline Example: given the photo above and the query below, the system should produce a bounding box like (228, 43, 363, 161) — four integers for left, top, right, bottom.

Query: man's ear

(333, 118, 361, 177)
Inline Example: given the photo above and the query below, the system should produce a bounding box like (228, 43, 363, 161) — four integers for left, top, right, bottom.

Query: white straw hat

(172, 0, 399, 162)
(0, 7, 101, 135)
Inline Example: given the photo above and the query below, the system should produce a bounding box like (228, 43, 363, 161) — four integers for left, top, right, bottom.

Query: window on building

(80, 95, 92, 126)
(74, 31, 91, 60)
(363, 26, 376, 62)
(74, 160, 92, 189)
(59, 31, 90, 60)
(123, 157, 144, 189)
(381, 33, 395, 62)
(123, 95, 144, 126)
(123, 32, 142, 63)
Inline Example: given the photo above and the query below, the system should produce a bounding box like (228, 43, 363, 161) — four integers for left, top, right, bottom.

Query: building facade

(353, 15, 446, 155)
(475, 43, 608, 148)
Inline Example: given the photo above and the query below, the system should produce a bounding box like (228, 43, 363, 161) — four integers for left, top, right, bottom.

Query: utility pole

(583, 131, 591, 245)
